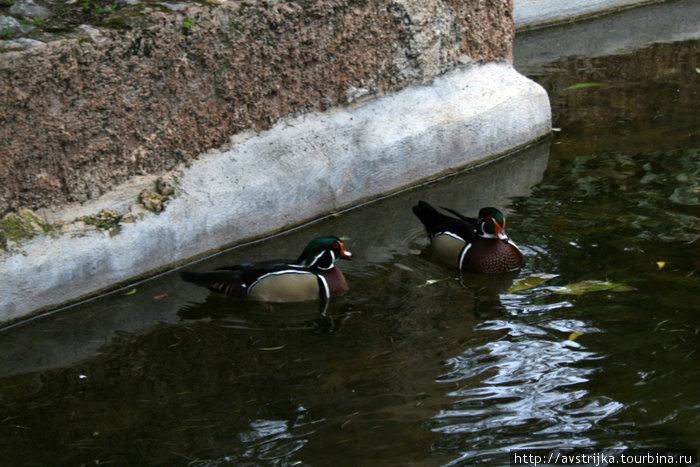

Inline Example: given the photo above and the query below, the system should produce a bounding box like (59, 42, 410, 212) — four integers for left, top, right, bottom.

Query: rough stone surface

(9, 0, 52, 20)
(0, 37, 45, 50)
(0, 0, 514, 218)
(0, 15, 22, 35)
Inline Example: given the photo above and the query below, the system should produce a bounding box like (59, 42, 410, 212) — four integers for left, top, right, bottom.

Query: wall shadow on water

(0, 140, 550, 380)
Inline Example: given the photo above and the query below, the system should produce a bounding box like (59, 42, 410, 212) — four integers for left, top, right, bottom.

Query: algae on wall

(0, 209, 50, 249)
(0, 177, 177, 250)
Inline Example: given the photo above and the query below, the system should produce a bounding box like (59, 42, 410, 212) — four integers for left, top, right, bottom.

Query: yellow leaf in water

(124, 288, 138, 296)
(419, 278, 448, 288)
(507, 273, 558, 293)
(554, 280, 635, 295)
(568, 332, 584, 341)
(656, 261, 666, 269)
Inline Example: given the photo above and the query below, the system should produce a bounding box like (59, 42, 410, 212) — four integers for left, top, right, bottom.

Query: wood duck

(412, 201, 523, 273)
(180, 236, 352, 302)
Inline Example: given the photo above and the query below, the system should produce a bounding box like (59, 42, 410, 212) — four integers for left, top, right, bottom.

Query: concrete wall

(0, 0, 554, 324)
(514, 0, 660, 30)
(514, 0, 698, 71)
(0, 0, 514, 216)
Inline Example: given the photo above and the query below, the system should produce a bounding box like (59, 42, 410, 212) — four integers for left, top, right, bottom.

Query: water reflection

(421, 17, 699, 464)
(178, 294, 342, 333)
(430, 307, 624, 464)
(514, 0, 700, 73)
(230, 405, 320, 464)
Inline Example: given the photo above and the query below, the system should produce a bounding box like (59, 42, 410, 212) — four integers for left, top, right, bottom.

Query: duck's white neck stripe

(318, 275, 330, 299)
(507, 238, 522, 253)
(458, 243, 472, 270)
(438, 231, 465, 242)
(295, 250, 334, 270)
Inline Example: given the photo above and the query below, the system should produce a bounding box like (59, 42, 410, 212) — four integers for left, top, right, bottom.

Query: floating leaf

(259, 345, 284, 351)
(419, 278, 449, 288)
(654, 319, 670, 331)
(656, 261, 666, 269)
(507, 273, 558, 293)
(564, 82, 605, 91)
(154, 293, 169, 300)
(124, 288, 138, 296)
(554, 280, 635, 295)
(568, 332, 584, 341)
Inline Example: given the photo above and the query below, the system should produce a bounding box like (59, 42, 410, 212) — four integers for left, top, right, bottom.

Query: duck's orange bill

(340, 243, 353, 259)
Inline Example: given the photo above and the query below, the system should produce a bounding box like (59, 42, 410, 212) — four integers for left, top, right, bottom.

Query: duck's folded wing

(180, 270, 247, 297)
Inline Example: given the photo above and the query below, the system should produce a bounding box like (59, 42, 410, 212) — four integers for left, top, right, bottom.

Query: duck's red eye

(333, 242, 340, 249)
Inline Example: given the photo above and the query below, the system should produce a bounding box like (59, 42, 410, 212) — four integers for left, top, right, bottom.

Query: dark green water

(1, 9, 699, 466)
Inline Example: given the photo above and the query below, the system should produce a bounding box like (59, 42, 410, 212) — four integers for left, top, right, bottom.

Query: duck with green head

(412, 201, 523, 273)
(180, 236, 352, 302)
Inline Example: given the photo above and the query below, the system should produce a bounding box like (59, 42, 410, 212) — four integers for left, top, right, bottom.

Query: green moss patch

(0, 209, 50, 250)
(78, 209, 122, 236)
(138, 178, 175, 213)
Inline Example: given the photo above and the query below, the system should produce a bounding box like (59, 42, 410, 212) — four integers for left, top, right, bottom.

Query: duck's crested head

(297, 236, 352, 270)
(477, 207, 509, 241)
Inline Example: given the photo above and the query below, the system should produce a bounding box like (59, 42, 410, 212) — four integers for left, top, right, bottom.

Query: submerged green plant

(563, 82, 605, 91)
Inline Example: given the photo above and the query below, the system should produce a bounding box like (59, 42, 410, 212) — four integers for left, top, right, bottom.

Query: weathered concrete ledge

(514, 0, 662, 31)
(514, 0, 700, 72)
(0, 62, 551, 323)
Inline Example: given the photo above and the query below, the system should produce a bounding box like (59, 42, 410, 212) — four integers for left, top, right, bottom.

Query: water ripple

(194, 405, 323, 465)
(430, 319, 624, 463)
(499, 291, 574, 317)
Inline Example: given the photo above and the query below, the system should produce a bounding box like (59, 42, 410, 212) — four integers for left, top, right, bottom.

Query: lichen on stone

(77, 209, 122, 236)
(138, 177, 175, 213)
(0, 208, 50, 250)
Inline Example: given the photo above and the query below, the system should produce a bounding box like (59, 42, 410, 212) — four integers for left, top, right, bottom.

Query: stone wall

(0, 0, 513, 218)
